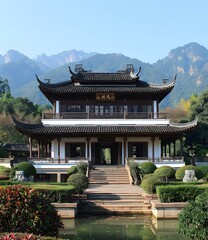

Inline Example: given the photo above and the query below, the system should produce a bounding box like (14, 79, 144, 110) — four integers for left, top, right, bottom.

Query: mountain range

(0, 42, 208, 108)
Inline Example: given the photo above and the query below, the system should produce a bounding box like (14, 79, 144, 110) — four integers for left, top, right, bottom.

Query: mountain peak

(3, 50, 29, 64)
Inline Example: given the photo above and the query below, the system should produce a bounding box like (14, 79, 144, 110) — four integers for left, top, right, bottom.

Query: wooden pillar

(87, 137, 90, 159)
(37, 141, 40, 158)
(169, 142, 171, 157)
(151, 137, 155, 162)
(29, 137, 32, 159)
(164, 143, 167, 157)
(123, 136, 127, 165)
(180, 136, 183, 156)
(173, 140, 176, 156)
(57, 137, 61, 163)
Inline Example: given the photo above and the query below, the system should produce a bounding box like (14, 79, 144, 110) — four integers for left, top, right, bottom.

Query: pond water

(60, 215, 190, 240)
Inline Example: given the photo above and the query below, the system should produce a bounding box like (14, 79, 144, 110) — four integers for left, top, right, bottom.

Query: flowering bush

(0, 185, 63, 237)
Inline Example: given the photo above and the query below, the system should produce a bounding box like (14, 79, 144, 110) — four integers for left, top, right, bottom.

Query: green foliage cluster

(77, 162, 88, 175)
(67, 173, 88, 194)
(140, 166, 175, 193)
(0, 78, 52, 144)
(178, 190, 208, 240)
(67, 166, 78, 176)
(141, 174, 160, 194)
(156, 185, 205, 202)
(0, 185, 63, 236)
(128, 160, 140, 184)
(9, 162, 36, 180)
(175, 165, 204, 180)
(154, 166, 176, 182)
(0, 166, 11, 180)
(34, 188, 75, 203)
(139, 162, 157, 177)
(67, 163, 88, 193)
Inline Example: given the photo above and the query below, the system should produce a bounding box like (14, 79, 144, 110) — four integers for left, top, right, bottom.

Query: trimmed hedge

(0, 182, 75, 203)
(156, 185, 205, 202)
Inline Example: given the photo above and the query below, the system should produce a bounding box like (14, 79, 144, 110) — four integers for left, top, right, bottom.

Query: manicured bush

(67, 165, 78, 176)
(77, 162, 88, 175)
(33, 187, 75, 203)
(67, 173, 88, 194)
(141, 174, 160, 194)
(175, 165, 204, 180)
(0, 166, 11, 180)
(196, 165, 208, 179)
(128, 160, 140, 184)
(139, 162, 156, 176)
(9, 162, 36, 180)
(178, 190, 208, 240)
(0, 185, 63, 236)
(154, 166, 175, 182)
(156, 185, 205, 202)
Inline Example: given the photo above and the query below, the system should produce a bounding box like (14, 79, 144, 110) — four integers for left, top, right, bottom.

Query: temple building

(13, 64, 197, 181)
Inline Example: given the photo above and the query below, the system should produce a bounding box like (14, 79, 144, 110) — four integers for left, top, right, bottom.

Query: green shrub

(0, 166, 11, 180)
(77, 162, 88, 175)
(0, 185, 63, 236)
(175, 165, 204, 180)
(141, 175, 160, 194)
(67, 173, 88, 194)
(9, 162, 36, 180)
(67, 166, 78, 176)
(196, 165, 208, 179)
(154, 166, 175, 182)
(139, 162, 156, 176)
(128, 160, 140, 184)
(178, 190, 208, 240)
(156, 185, 205, 202)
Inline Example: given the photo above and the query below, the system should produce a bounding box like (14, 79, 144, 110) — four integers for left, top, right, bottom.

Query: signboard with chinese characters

(96, 93, 115, 101)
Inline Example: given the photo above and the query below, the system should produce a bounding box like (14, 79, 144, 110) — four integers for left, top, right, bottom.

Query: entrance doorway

(100, 147, 111, 165)
(91, 142, 122, 165)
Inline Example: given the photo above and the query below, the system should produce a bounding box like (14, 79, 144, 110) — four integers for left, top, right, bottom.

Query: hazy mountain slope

(4, 42, 208, 108)
(35, 49, 97, 69)
(0, 50, 45, 90)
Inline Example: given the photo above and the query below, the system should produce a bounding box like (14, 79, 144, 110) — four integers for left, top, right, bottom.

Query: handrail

(42, 112, 168, 120)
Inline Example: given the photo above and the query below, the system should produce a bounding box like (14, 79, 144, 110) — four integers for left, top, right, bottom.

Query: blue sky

(0, 0, 208, 63)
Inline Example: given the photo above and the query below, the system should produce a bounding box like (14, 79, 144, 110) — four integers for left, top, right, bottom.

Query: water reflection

(60, 215, 190, 240)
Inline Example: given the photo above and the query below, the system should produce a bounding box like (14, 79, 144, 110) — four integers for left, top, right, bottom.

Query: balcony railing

(42, 112, 168, 120)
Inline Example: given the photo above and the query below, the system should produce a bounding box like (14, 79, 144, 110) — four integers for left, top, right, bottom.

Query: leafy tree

(0, 77, 10, 97)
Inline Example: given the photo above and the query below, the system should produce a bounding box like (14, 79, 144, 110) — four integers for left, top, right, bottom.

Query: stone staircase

(78, 166, 152, 215)
(88, 166, 130, 184)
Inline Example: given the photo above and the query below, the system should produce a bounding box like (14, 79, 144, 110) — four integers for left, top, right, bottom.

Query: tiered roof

(13, 117, 197, 139)
(37, 65, 176, 103)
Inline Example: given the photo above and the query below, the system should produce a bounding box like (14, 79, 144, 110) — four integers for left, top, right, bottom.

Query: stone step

(87, 193, 142, 200)
(86, 199, 146, 205)
(78, 206, 151, 215)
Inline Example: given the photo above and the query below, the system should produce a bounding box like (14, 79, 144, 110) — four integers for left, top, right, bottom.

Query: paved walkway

(84, 183, 144, 194)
